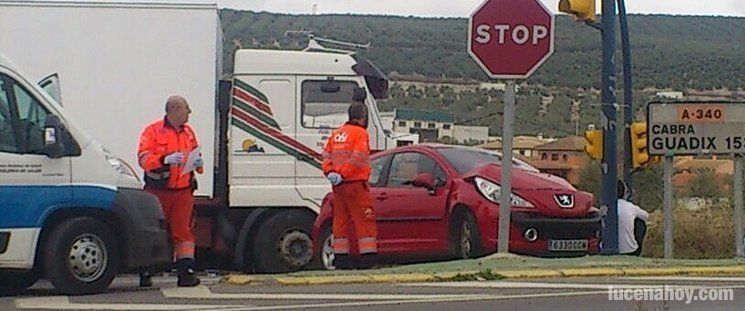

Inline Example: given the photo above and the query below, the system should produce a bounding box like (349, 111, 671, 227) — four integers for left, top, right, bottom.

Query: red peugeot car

(312, 144, 601, 269)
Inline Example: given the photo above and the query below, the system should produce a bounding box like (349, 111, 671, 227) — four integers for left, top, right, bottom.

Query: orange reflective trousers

(331, 182, 377, 255)
(146, 187, 195, 260)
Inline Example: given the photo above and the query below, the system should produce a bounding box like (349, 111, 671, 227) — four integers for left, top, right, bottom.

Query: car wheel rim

(461, 222, 472, 258)
(322, 234, 336, 270)
(278, 230, 313, 268)
(68, 234, 107, 283)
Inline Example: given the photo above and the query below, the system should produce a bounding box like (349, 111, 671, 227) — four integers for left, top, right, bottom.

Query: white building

(452, 125, 489, 145)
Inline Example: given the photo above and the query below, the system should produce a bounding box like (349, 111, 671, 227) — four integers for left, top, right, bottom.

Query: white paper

(181, 146, 201, 176)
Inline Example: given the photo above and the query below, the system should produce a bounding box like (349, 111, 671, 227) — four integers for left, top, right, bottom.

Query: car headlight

(474, 177, 535, 208)
(104, 149, 139, 179)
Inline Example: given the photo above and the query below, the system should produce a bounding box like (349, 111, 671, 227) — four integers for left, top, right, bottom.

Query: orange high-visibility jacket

(322, 123, 371, 182)
(138, 118, 202, 190)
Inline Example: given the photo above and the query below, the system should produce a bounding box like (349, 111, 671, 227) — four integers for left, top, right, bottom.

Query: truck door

(229, 76, 309, 207)
(0, 72, 71, 268)
(295, 77, 379, 205)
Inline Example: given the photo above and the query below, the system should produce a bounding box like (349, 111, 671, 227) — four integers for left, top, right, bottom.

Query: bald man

(137, 95, 203, 287)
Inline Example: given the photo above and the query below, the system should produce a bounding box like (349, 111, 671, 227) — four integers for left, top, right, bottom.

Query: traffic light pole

(618, 0, 633, 201)
(600, 0, 619, 254)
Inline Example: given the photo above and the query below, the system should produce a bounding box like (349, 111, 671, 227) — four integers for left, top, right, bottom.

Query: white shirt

(617, 199, 650, 254)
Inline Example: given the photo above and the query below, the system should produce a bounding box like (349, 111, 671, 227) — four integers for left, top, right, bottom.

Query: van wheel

(43, 217, 119, 295)
(0, 271, 38, 295)
(253, 211, 314, 273)
(310, 226, 335, 270)
(452, 210, 482, 259)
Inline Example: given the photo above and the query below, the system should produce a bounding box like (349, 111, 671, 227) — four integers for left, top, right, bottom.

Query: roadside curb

(222, 265, 745, 286)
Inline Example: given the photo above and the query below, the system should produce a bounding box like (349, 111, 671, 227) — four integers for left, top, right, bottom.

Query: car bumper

(489, 212, 602, 256)
(112, 188, 171, 271)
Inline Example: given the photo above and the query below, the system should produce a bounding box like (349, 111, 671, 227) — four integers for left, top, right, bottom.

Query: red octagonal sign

(468, 0, 555, 79)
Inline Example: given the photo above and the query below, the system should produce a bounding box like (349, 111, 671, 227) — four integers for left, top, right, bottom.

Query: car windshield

(436, 147, 539, 174)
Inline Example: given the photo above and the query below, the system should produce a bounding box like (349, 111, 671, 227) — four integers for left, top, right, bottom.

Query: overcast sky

(220, 0, 744, 17)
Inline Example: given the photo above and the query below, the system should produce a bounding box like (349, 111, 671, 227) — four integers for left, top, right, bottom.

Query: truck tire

(42, 217, 119, 295)
(310, 226, 335, 270)
(0, 271, 38, 295)
(252, 210, 314, 273)
(452, 210, 483, 259)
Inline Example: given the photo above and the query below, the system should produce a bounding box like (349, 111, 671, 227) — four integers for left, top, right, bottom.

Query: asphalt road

(3, 275, 745, 310)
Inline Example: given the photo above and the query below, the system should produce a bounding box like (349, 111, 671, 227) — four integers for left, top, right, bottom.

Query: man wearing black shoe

(322, 101, 378, 269)
(137, 96, 202, 287)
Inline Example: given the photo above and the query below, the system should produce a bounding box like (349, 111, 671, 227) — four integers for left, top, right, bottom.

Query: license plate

(549, 239, 588, 251)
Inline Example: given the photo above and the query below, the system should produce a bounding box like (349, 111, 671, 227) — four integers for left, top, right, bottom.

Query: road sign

(648, 102, 745, 156)
(468, 0, 555, 79)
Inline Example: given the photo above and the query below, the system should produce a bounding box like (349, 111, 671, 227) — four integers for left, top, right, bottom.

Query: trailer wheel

(253, 210, 314, 273)
(42, 217, 119, 295)
(0, 271, 38, 295)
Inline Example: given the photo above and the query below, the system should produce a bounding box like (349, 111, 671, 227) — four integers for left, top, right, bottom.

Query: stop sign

(468, 0, 555, 79)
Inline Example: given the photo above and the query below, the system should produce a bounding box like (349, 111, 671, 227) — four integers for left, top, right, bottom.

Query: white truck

(0, 0, 405, 273)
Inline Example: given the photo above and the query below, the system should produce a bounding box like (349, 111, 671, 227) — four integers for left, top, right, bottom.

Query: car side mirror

(42, 115, 65, 159)
(411, 173, 436, 191)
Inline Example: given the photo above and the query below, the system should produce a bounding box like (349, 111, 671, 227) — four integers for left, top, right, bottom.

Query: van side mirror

(411, 173, 436, 191)
(42, 115, 65, 159)
(353, 87, 367, 102)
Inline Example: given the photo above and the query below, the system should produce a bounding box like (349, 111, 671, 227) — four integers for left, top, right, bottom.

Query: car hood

(463, 163, 576, 191)
(463, 164, 595, 216)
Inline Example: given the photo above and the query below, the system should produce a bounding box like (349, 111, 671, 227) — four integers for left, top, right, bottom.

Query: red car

(312, 144, 601, 269)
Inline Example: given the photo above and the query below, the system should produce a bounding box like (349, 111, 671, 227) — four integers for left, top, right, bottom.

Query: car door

(375, 151, 449, 253)
(0, 73, 71, 267)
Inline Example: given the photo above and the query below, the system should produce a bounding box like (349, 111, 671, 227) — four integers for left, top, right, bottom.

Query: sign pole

(663, 155, 674, 259)
(498, 80, 516, 253)
(600, 0, 619, 255)
(734, 155, 744, 258)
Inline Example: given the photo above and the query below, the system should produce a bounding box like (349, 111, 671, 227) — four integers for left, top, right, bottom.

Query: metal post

(663, 156, 674, 259)
(600, 0, 619, 254)
(498, 80, 515, 253)
(734, 156, 744, 258)
(618, 0, 633, 200)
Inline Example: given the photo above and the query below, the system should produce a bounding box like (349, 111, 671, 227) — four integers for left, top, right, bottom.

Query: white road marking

(622, 276, 745, 282)
(207, 290, 610, 311)
(14, 296, 242, 310)
(161, 285, 477, 300)
(404, 281, 745, 290)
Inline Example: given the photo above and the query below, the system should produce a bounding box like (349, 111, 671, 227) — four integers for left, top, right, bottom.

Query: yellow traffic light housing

(559, 0, 596, 22)
(584, 129, 603, 160)
(630, 122, 650, 169)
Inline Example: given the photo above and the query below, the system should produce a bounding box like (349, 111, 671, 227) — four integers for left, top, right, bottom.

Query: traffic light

(630, 122, 650, 169)
(584, 129, 603, 160)
(558, 0, 596, 22)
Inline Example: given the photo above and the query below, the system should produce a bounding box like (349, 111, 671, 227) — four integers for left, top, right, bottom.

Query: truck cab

(0, 55, 170, 295)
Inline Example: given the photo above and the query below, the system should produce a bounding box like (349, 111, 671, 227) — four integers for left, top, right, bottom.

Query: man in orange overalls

(137, 95, 202, 287)
(322, 102, 377, 269)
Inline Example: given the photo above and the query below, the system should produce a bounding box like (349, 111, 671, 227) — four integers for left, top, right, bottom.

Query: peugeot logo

(554, 194, 574, 208)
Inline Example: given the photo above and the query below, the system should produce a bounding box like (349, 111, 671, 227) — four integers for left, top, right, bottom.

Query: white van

(0, 55, 170, 295)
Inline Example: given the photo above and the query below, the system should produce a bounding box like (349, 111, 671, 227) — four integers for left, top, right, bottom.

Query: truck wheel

(310, 226, 335, 270)
(253, 210, 314, 273)
(452, 211, 482, 259)
(0, 271, 38, 295)
(42, 217, 119, 295)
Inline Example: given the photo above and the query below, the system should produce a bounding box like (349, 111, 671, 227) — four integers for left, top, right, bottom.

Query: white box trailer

(0, 0, 221, 197)
(1, 1, 405, 273)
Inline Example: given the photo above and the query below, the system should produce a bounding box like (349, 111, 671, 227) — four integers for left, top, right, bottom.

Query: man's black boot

(139, 271, 153, 288)
(176, 258, 201, 287)
(357, 254, 379, 270)
(333, 254, 356, 269)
